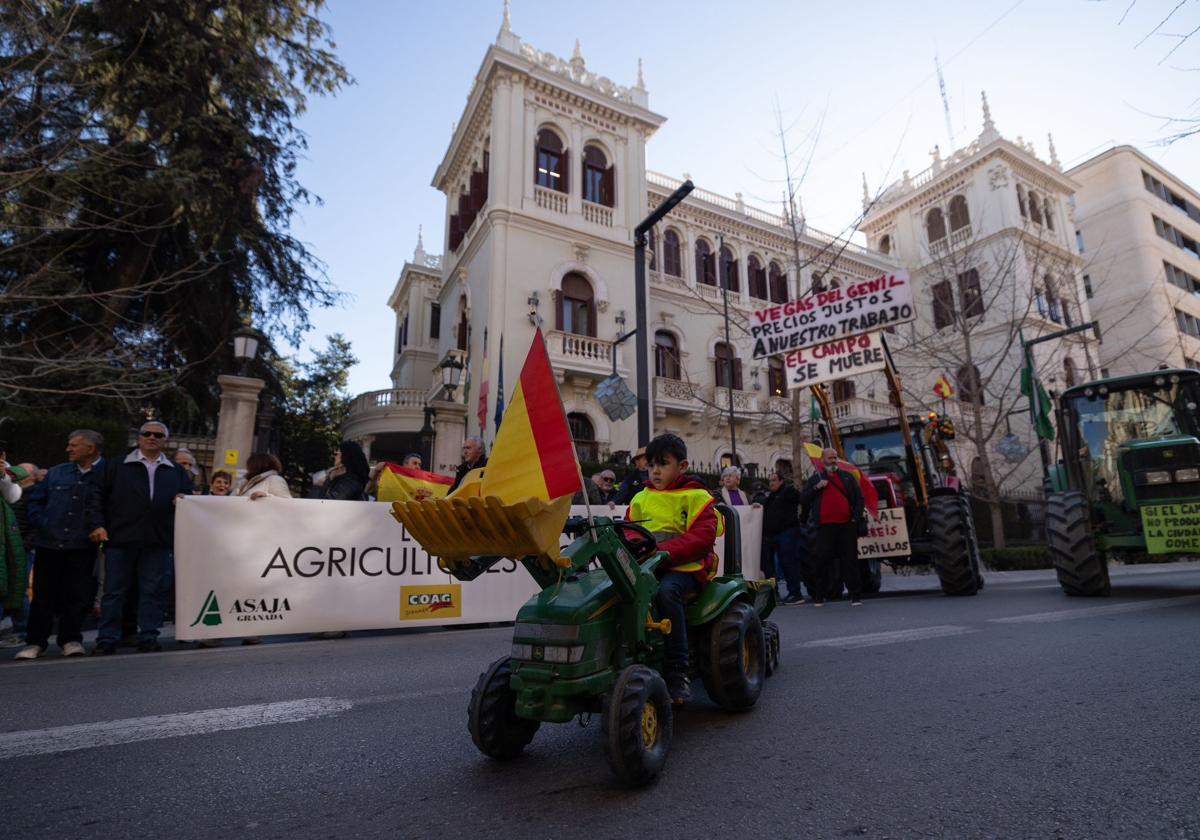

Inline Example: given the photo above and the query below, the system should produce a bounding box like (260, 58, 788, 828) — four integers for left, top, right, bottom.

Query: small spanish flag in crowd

(481, 328, 580, 503)
(803, 441, 880, 519)
(376, 463, 454, 503)
(933, 373, 955, 399)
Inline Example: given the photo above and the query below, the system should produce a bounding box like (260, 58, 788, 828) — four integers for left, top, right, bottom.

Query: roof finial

(414, 225, 426, 263)
(572, 38, 583, 62)
(1047, 132, 1061, 170)
(861, 172, 870, 210)
(635, 57, 646, 90)
(500, 0, 511, 33)
(979, 90, 999, 143)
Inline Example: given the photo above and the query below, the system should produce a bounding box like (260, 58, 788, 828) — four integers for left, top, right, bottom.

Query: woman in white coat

(236, 453, 292, 500)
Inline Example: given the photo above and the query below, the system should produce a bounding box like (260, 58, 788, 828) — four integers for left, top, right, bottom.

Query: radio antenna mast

(935, 53, 955, 153)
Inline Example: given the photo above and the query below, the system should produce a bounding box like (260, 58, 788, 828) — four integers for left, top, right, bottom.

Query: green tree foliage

(276, 333, 355, 493)
(0, 0, 350, 417)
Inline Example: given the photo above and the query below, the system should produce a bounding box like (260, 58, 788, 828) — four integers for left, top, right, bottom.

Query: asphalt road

(2, 562, 1199, 840)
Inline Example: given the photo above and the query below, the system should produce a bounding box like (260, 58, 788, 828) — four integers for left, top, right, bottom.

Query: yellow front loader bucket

(390, 466, 573, 573)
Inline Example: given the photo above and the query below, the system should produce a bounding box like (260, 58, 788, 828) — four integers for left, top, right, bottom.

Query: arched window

(957, 364, 984, 405)
(663, 229, 682, 277)
(831, 379, 856, 402)
(767, 356, 787, 397)
(768, 261, 788, 303)
(878, 234, 892, 255)
(926, 208, 946, 243)
(696, 240, 716, 286)
(719, 246, 739, 292)
(456, 302, 469, 352)
(1045, 274, 1062, 323)
(1016, 185, 1028, 219)
(647, 228, 656, 271)
(714, 342, 742, 390)
(1064, 356, 1077, 388)
(1043, 197, 1055, 231)
(748, 256, 767, 299)
(582, 144, 613, 206)
(774, 458, 793, 478)
(812, 271, 826, 294)
(534, 128, 567, 193)
(949, 195, 970, 232)
(558, 272, 595, 336)
(567, 412, 598, 463)
(1028, 191, 1043, 225)
(654, 330, 681, 380)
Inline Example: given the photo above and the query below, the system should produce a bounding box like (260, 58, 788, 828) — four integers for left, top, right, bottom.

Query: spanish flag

(933, 373, 955, 399)
(376, 464, 454, 503)
(482, 328, 580, 502)
(803, 442, 880, 519)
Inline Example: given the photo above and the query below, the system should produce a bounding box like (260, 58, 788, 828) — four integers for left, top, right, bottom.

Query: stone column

(213, 374, 265, 481)
(359, 435, 376, 461)
(430, 400, 468, 475)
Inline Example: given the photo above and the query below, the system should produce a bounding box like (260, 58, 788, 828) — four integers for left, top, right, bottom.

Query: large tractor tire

(1047, 492, 1111, 596)
(602, 665, 672, 787)
(859, 558, 883, 595)
(763, 620, 781, 677)
(928, 495, 981, 596)
(468, 656, 540, 760)
(699, 600, 766, 711)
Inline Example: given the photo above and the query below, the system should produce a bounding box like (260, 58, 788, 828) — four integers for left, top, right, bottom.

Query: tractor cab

(1055, 369, 1200, 534)
(839, 413, 957, 515)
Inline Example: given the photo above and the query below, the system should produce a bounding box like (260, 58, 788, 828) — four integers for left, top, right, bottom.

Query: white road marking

(799, 624, 980, 649)
(989, 594, 1200, 624)
(0, 697, 353, 759)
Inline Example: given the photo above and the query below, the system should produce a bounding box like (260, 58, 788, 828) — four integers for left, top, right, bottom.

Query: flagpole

(533, 327, 594, 527)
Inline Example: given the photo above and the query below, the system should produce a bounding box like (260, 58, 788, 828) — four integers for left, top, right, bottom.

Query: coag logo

(400, 584, 462, 620)
(190, 590, 222, 627)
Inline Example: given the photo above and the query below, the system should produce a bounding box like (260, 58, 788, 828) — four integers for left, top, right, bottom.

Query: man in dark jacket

(449, 436, 488, 492)
(761, 470, 806, 605)
(15, 431, 104, 660)
(614, 447, 649, 505)
(800, 447, 865, 607)
(86, 421, 192, 653)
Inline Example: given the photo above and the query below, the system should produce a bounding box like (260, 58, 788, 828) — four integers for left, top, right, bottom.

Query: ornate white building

(342, 9, 897, 477)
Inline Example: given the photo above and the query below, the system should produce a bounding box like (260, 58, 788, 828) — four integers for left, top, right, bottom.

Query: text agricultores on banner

(784, 331, 887, 388)
(750, 271, 915, 360)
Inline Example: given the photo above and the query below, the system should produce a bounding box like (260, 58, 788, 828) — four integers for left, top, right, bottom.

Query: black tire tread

(928, 495, 980, 596)
(468, 656, 539, 760)
(1047, 491, 1111, 596)
(601, 665, 672, 787)
(700, 601, 765, 710)
(763, 620, 781, 677)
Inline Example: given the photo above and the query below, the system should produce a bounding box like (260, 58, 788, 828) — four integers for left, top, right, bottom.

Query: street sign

(750, 270, 915, 359)
(224, 449, 239, 466)
(594, 374, 637, 422)
(783, 331, 887, 388)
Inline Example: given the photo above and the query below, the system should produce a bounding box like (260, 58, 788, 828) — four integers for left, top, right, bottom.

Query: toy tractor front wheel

(763, 620, 781, 676)
(700, 600, 766, 711)
(1047, 491, 1111, 596)
(602, 665, 673, 787)
(468, 656, 540, 760)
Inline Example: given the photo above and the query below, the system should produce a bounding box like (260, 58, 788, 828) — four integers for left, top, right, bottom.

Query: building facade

(344, 10, 896, 477)
(1069, 145, 1200, 376)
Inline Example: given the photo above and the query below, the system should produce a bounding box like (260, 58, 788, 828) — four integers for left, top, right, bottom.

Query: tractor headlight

(511, 643, 584, 664)
(1141, 470, 1172, 485)
(511, 643, 533, 660)
(1175, 468, 1200, 483)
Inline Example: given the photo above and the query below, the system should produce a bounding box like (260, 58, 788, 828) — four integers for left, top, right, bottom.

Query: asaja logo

(190, 590, 222, 627)
(400, 584, 462, 620)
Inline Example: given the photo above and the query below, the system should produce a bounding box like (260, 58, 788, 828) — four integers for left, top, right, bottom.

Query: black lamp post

(440, 354, 465, 398)
(420, 355, 466, 471)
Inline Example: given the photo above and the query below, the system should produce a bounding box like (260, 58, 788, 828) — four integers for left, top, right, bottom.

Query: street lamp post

(422, 355, 466, 472)
(214, 321, 267, 481)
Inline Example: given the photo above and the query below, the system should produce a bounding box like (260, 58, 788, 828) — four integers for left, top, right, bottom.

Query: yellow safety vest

(629, 484, 724, 573)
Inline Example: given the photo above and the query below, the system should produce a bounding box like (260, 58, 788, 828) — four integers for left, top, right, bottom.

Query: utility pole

(633, 180, 694, 446)
(718, 234, 738, 466)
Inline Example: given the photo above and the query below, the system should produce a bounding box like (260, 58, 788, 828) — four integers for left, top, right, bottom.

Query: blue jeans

(656, 571, 700, 673)
(772, 526, 806, 597)
(99, 545, 171, 644)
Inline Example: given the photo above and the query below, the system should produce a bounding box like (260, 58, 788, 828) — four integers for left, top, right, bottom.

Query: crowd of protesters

(1, 419, 866, 661)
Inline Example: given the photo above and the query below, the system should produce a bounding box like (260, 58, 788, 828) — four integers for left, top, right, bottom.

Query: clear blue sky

(289, 0, 1200, 395)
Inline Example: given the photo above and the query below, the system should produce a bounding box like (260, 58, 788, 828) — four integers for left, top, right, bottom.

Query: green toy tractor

(1046, 368, 1200, 595)
(446, 504, 779, 786)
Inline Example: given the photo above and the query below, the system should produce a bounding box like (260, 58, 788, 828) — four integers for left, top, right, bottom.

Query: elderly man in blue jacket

(86, 421, 192, 654)
(14, 430, 105, 660)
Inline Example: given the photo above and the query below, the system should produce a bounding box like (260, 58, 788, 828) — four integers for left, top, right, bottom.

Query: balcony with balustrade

(654, 377, 703, 418)
(544, 330, 625, 380)
(342, 387, 428, 442)
(705, 385, 758, 425)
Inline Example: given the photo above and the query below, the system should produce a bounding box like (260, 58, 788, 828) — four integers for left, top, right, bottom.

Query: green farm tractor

(1046, 368, 1200, 595)
(395, 497, 779, 786)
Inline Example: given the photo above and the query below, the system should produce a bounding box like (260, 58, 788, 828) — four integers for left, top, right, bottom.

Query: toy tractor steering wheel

(615, 520, 658, 561)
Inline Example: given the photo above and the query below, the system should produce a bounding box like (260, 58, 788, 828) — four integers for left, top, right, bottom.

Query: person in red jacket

(629, 434, 722, 707)
(800, 447, 866, 607)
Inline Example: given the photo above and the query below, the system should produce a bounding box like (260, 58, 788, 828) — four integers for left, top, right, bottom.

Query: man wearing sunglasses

(86, 420, 193, 654)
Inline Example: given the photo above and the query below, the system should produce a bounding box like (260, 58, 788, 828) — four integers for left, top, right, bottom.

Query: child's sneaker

(665, 671, 692, 707)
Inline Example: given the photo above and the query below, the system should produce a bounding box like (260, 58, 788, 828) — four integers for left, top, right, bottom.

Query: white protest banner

(750, 270, 914, 359)
(858, 506, 911, 559)
(175, 497, 763, 639)
(784, 331, 887, 388)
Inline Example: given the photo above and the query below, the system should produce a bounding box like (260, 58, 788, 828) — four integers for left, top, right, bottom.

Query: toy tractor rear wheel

(763, 620, 781, 676)
(602, 665, 672, 787)
(928, 495, 981, 596)
(468, 656, 540, 760)
(1047, 491, 1111, 596)
(700, 600, 766, 711)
